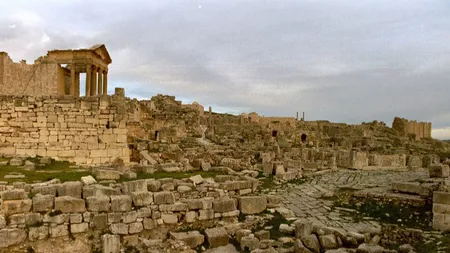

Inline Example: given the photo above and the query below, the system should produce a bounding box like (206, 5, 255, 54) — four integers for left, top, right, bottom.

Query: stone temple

(0, 44, 111, 97)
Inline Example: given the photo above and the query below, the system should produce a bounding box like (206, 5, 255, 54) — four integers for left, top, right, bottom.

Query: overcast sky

(1, 0, 450, 139)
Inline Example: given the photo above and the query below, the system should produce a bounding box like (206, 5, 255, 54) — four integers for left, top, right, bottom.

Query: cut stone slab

(205, 227, 229, 248)
(170, 231, 205, 249)
(95, 169, 121, 180)
(81, 175, 97, 185)
(239, 196, 267, 214)
(213, 198, 236, 213)
(189, 175, 204, 185)
(54, 196, 86, 213)
(204, 244, 239, 253)
(102, 234, 121, 253)
(429, 164, 450, 178)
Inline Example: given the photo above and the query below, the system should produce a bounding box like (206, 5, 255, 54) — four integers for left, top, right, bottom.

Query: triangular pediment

(90, 44, 112, 64)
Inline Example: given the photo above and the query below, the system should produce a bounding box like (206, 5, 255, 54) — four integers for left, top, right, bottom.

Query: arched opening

(301, 134, 307, 143)
(154, 130, 159, 141)
(272, 130, 278, 137)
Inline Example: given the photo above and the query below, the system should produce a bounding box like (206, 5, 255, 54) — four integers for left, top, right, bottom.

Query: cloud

(1, 0, 450, 138)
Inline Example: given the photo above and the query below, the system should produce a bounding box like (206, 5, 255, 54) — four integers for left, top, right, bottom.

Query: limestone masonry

(0, 94, 129, 165)
(0, 45, 111, 97)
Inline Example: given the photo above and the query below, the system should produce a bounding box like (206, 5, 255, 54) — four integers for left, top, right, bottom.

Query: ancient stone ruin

(0, 45, 111, 97)
(0, 45, 449, 253)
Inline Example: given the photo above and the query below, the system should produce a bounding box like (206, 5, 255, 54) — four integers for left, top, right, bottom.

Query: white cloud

(432, 128, 450, 140)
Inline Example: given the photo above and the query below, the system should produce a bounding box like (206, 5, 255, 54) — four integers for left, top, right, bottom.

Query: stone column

(102, 70, 108, 95)
(97, 68, 103, 95)
(85, 64, 91, 96)
(91, 66, 97, 96)
(70, 64, 76, 96)
(75, 72, 80, 96)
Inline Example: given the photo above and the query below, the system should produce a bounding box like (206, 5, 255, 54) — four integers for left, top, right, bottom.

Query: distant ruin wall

(0, 53, 61, 97)
(0, 95, 129, 165)
(392, 117, 432, 139)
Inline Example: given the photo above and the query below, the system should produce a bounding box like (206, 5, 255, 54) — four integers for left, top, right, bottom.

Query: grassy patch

(332, 190, 432, 230)
(0, 160, 90, 183)
(252, 211, 294, 240)
(414, 233, 450, 253)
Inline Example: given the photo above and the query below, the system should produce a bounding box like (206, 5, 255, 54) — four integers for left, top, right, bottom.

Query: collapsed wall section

(0, 95, 129, 165)
(0, 53, 60, 96)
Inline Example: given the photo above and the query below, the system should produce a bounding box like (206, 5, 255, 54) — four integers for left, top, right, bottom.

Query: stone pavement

(276, 169, 429, 233)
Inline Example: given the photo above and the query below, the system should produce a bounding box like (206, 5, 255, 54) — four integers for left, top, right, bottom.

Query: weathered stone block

(295, 220, 313, 239)
(110, 223, 128, 235)
(198, 209, 214, 220)
(70, 222, 89, 234)
(92, 214, 108, 230)
(57, 181, 83, 198)
(25, 213, 42, 226)
(31, 185, 57, 196)
(28, 225, 49, 241)
(122, 211, 137, 223)
(319, 234, 337, 250)
(205, 227, 229, 248)
(122, 179, 147, 193)
(239, 196, 267, 214)
(0, 228, 27, 248)
(153, 191, 175, 204)
(240, 236, 260, 252)
(2, 199, 32, 215)
(50, 224, 69, 238)
(110, 195, 132, 212)
(147, 180, 161, 192)
(82, 184, 121, 198)
(131, 191, 153, 207)
(170, 231, 205, 249)
(429, 165, 450, 178)
(86, 195, 111, 212)
(143, 218, 157, 230)
(213, 198, 236, 213)
(161, 213, 178, 224)
(95, 169, 121, 180)
(32, 195, 54, 212)
(55, 196, 86, 213)
(102, 234, 121, 253)
(434, 192, 450, 205)
(81, 175, 97, 185)
(1, 189, 26, 200)
(128, 222, 143, 234)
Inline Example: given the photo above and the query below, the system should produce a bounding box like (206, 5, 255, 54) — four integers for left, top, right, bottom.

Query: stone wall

(392, 117, 432, 140)
(433, 191, 450, 231)
(0, 53, 63, 97)
(0, 175, 268, 249)
(0, 95, 129, 165)
(336, 150, 407, 169)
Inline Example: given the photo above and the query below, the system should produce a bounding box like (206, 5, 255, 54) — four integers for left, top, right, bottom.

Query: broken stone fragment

(170, 231, 205, 249)
(238, 196, 267, 214)
(205, 227, 229, 248)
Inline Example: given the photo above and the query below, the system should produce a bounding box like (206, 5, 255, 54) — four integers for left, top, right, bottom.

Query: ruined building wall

(0, 95, 129, 165)
(0, 53, 63, 97)
(392, 117, 432, 139)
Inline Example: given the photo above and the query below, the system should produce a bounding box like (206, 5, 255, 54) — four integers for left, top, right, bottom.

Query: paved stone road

(276, 169, 429, 233)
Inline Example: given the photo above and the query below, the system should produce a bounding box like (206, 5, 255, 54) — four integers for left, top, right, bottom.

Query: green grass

(251, 211, 294, 240)
(331, 189, 432, 230)
(0, 160, 90, 183)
